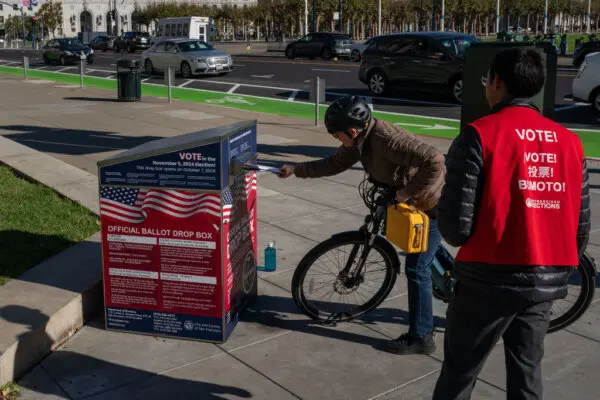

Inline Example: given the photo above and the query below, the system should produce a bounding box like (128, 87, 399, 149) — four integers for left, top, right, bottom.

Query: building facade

(61, 0, 257, 37)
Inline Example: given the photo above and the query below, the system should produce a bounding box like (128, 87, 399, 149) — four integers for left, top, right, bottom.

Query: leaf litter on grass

(0, 164, 99, 285)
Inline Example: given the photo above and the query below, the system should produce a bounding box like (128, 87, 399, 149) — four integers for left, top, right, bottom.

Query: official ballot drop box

(97, 120, 259, 343)
(461, 42, 557, 128)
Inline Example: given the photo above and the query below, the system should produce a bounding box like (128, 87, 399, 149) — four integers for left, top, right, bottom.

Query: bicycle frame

(337, 182, 397, 285)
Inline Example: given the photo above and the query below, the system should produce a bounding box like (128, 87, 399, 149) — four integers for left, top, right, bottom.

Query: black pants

(432, 281, 553, 400)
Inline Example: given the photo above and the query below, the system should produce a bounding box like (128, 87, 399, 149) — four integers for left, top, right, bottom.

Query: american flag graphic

(222, 173, 257, 224)
(99, 187, 221, 224)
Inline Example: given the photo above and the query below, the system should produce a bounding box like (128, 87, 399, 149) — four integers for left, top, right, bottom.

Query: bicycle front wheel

(548, 252, 596, 333)
(291, 231, 399, 324)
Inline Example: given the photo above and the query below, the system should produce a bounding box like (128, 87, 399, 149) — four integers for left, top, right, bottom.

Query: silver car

(141, 38, 233, 78)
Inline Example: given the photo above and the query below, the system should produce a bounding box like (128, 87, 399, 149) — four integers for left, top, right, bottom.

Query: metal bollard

(165, 66, 174, 103)
(315, 77, 320, 127)
(79, 54, 86, 88)
(310, 77, 326, 127)
(23, 56, 29, 80)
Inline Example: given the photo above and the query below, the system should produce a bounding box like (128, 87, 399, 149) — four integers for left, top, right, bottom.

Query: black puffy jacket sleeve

(436, 126, 485, 247)
(577, 160, 591, 258)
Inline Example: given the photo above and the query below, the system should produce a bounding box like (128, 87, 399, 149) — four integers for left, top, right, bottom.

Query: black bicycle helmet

(324, 95, 372, 135)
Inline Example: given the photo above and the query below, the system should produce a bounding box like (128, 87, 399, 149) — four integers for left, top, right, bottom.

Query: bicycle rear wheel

(291, 231, 399, 324)
(548, 252, 596, 333)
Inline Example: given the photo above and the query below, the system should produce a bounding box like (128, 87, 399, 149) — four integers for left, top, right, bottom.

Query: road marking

(194, 78, 298, 91)
(233, 57, 359, 68)
(179, 80, 194, 88)
(567, 127, 600, 133)
(3, 64, 596, 134)
(288, 90, 299, 101)
(233, 64, 245, 67)
(311, 68, 351, 73)
(141, 77, 152, 82)
(56, 67, 72, 72)
(395, 122, 456, 130)
(227, 84, 240, 93)
(35, 66, 48, 70)
(206, 95, 256, 106)
(326, 89, 456, 107)
(251, 74, 274, 78)
(555, 103, 588, 112)
(107, 74, 116, 79)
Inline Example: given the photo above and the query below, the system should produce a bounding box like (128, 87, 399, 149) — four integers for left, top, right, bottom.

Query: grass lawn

(0, 164, 99, 286)
(0, 382, 20, 400)
(480, 33, 590, 53)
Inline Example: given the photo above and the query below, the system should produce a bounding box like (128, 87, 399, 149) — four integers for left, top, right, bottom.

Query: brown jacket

(294, 118, 446, 212)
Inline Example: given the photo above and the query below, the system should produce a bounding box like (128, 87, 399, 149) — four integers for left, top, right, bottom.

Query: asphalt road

(0, 48, 597, 130)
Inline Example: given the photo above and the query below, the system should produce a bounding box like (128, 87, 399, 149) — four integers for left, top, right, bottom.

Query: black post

(432, 0, 436, 31)
(339, 0, 343, 33)
(312, 0, 316, 33)
(419, 0, 423, 31)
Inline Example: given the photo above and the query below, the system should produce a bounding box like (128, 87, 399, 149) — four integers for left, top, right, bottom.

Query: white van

(152, 17, 211, 45)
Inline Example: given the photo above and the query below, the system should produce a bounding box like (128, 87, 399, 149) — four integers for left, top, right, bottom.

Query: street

(0, 48, 597, 131)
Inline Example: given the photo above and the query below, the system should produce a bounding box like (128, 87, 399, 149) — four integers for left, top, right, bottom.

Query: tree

(35, 1, 63, 38)
(3, 15, 22, 40)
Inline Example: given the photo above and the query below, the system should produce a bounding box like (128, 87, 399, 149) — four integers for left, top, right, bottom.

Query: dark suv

(285, 32, 354, 60)
(358, 32, 479, 103)
(573, 40, 600, 68)
(113, 31, 151, 53)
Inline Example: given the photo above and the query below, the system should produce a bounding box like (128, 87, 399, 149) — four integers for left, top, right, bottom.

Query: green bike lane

(1, 65, 598, 158)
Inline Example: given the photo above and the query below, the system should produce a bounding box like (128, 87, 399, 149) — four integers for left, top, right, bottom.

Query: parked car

(88, 35, 116, 52)
(572, 51, 600, 115)
(113, 31, 151, 53)
(358, 32, 479, 103)
(42, 38, 94, 66)
(141, 39, 233, 78)
(573, 40, 600, 68)
(284, 32, 354, 60)
(350, 38, 374, 62)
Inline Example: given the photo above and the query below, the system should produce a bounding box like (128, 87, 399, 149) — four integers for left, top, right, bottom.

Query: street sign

(309, 77, 326, 104)
(333, 12, 339, 21)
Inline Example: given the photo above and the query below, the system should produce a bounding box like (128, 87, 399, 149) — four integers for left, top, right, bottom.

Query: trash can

(460, 41, 557, 128)
(117, 59, 141, 102)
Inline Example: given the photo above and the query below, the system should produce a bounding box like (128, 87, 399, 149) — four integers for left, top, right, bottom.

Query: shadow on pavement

(0, 125, 161, 156)
(257, 143, 364, 172)
(2, 306, 253, 399)
(0, 230, 79, 285)
(63, 97, 120, 103)
(241, 292, 447, 344)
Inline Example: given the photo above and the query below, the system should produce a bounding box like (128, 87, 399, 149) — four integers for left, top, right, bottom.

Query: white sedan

(572, 51, 600, 115)
(350, 38, 373, 62)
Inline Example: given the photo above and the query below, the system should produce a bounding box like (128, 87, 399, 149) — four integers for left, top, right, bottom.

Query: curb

(0, 136, 103, 386)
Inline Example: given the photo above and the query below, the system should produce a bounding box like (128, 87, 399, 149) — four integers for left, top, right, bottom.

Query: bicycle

(291, 175, 597, 333)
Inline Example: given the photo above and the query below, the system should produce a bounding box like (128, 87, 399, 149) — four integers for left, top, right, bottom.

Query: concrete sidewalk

(0, 76, 599, 399)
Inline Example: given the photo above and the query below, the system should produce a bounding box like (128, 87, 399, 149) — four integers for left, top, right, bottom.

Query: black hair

(488, 48, 545, 98)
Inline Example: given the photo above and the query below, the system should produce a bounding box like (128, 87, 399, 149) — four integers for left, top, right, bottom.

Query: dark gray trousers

(432, 281, 553, 400)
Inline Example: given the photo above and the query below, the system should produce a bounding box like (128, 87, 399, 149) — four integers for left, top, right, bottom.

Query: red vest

(456, 106, 584, 266)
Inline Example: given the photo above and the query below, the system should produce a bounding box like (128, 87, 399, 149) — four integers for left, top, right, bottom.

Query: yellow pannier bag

(385, 203, 430, 254)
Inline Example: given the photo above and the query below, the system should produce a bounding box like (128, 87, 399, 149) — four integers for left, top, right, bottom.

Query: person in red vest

(432, 47, 591, 399)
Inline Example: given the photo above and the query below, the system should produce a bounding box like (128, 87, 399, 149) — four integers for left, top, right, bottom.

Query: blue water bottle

(264, 241, 277, 272)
